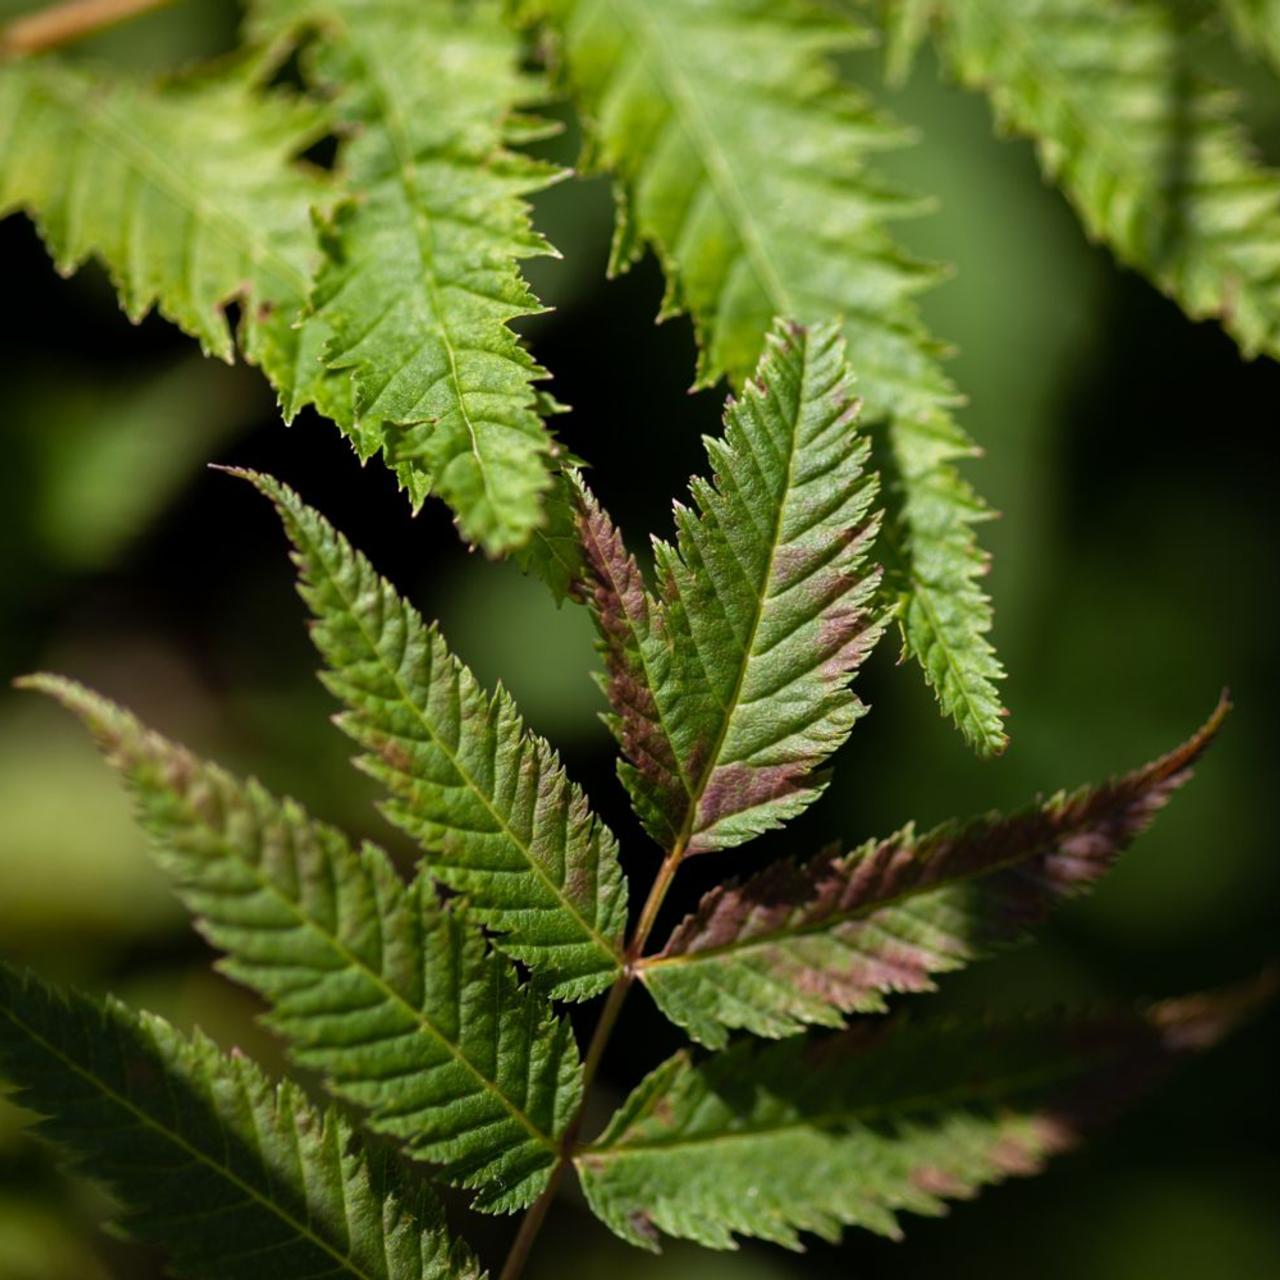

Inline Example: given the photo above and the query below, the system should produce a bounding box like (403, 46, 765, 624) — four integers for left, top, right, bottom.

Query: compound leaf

(243, 471, 628, 1002)
(577, 993, 1249, 1251)
(521, 0, 1009, 755)
(576, 320, 884, 855)
(640, 698, 1228, 1045)
(20, 674, 582, 1213)
(939, 0, 1280, 361)
(0, 964, 482, 1279)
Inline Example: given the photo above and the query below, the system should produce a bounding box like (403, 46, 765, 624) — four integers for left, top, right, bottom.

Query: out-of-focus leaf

(939, 0, 1280, 363)
(19, 356, 260, 570)
(0, 699, 178, 949)
(0, 1194, 112, 1280)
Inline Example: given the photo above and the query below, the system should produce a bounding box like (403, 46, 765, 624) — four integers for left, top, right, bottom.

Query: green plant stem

(575, 969, 633, 1104)
(496, 841, 688, 1280)
(626, 840, 685, 961)
(496, 1160, 568, 1280)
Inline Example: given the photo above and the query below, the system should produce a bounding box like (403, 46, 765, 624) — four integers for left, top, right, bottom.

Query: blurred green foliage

(0, 0, 1277, 1275)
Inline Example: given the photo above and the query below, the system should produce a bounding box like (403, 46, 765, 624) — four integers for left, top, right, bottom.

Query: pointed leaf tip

(247, 0, 567, 554)
(0, 964, 484, 1278)
(1149, 967, 1277, 1053)
(524, 0, 1007, 754)
(248, 474, 628, 999)
(21, 677, 583, 1212)
(577, 1000, 1232, 1251)
(940, 0, 1280, 365)
(578, 317, 887, 856)
(640, 700, 1229, 1045)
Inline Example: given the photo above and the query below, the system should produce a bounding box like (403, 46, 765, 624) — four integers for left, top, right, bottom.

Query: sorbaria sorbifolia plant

(0, 0, 1274, 1275)
(0, 323, 1252, 1277)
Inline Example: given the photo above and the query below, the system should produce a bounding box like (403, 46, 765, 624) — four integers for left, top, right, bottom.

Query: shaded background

(1, 1, 1277, 1276)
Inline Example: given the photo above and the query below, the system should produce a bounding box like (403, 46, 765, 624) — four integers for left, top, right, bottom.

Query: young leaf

(639, 697, 1228, 1045)
(0, 55, 336, 423)
(0, 964, 482, 1279)
(521, 0, 1009, 755)
(576, 993, 1252, 1251)
(249, 0, 566, 552)
(241, 471, 629, 1001)
(20, 674, 582, 1213)
(938, 0, 1280, 361)
(574, 483, 683, 847)
(576, 321, 884, 855)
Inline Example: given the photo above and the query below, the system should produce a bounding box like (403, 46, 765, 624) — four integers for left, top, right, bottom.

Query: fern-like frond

(638, 698, 1227, 1045)
(522, 0, 1009, 755)
(241, 471, 628, 1001)
(939, 0, 1280, 360)
(20, 674, 583, 1213)
(576, 993, 1248, 1251)
(0, 55, 338, 423)
(0, 964, 482, 1279)
(576, 321, 884, 855)
(249, 0, 565, 552)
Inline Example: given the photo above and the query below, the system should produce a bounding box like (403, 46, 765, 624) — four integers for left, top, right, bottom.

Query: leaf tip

(1149, 967, 1278, 1053)
(13, 669, 88, 705)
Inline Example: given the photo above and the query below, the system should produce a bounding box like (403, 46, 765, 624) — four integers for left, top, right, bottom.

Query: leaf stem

(496, 1159, 568, 1280)
(575, 967, 633, 1104)
(626, 840, 685, 963)
(0, 0, 171, 55)
(497, 841, 687, 1280)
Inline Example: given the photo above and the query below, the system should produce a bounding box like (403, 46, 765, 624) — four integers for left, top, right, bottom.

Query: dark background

(1, 2, 1277, 1276)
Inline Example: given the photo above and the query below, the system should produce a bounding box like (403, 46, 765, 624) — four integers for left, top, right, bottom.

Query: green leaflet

(877, 412, 1005, 756)
(576, 1001, 1239, 1251)
(525, 0, 934, 397)
(242, 471, 629, 1001)
(521, 0, 1009, 756)
(576, 321, 884, 855)
(21, 675, 582, 1214)
(939, 0, 1280, 361)
(1, 3, 569, 557)
(0, 54, 341, 426)
(1222, 0, 1280, 73)
(251, 0, 566, 552)
(639, 698, 1227, 1046)
(0, 964, 481, 1279)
